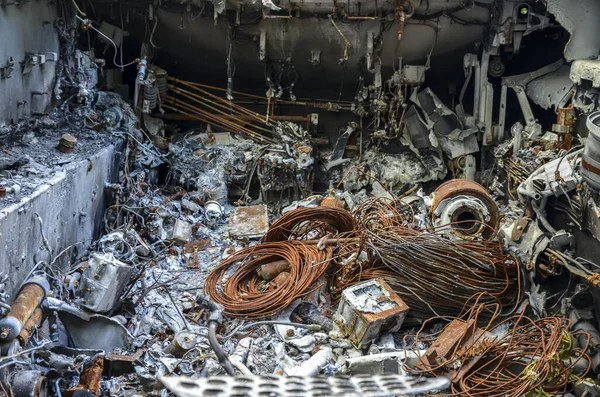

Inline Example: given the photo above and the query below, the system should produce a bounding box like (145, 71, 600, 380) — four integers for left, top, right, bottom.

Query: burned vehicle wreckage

(5, 0, 600, 395)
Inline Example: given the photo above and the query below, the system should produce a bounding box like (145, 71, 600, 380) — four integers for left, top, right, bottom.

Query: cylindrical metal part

(258, 260, 290, 281)
(0, 278, 49, 341)
(164, 331, 198, 357)
(17, 307, 44, 346)
(430, 179, 499, 239)
(271, 272, 290, 288)
(582, 111, 600, 191)
(11, 370, 47, 397)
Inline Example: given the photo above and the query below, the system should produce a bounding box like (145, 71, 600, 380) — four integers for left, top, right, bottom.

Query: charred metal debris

(4, 0, 600, 396)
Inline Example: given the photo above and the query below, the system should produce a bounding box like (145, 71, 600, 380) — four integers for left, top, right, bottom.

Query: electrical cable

(332, 198, 521, 323)
(263, 206, 357, 243)
(75, 15, 137, 68)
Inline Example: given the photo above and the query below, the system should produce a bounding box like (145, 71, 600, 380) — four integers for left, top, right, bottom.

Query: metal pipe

(155, 113, 310, 124)
(473, 61, 481, 121)
(0, 277, 49, 341)
(196, 295, 236, 376)
(17, 307, 43, 346)
(478, 51, 490, 126)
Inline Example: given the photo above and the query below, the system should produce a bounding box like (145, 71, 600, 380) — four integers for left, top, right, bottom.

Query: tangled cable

(263, 206, 357, 242)
(204, 241, 332, 319)
(403, 295, 590, 397)
(333, 198, 521, 322)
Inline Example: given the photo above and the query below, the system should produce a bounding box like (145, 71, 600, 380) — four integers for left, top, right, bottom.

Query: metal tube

(17, 307, 43, 346)
(473, 61, 481, 121)
(0, 278, 49, 341)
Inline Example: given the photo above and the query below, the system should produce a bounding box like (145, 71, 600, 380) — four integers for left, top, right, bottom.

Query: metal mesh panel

(161, 374, 450, 397)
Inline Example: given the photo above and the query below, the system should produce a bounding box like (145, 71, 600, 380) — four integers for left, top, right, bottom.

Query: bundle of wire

(333, 198, 521, 321)
(263, 206, 357, 242)
(204, 241, 333, 319)
(403, 297, 590, 397)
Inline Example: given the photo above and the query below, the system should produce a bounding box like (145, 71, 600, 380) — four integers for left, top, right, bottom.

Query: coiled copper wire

(205, 241, 333, 319)
(333, 198, 521, 322)
(263, 206, 357, 242)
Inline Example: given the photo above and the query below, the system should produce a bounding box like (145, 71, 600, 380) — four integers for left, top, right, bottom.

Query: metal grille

(160, 374, 450, 397)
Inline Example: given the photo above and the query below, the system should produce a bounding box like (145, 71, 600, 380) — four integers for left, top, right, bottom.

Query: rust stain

(105, 350, 144, 363)
(229, 205, 269, 239)
(184, 239, 211, 253)
(68, 356, 104, 395)
(17, 307, 43, 345)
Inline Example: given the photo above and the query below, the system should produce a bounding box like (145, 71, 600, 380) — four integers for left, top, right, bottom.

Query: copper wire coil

(263, 206, 357, 242)
(403, 296, 591, 397)
(205, 241, 333, 319)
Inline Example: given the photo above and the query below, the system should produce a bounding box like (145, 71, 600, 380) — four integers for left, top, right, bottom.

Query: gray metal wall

(0, 1, 60, 125)
(0, 141, 123, 298)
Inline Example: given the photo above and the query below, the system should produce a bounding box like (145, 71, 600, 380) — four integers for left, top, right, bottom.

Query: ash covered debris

(4, 0, 600, 396)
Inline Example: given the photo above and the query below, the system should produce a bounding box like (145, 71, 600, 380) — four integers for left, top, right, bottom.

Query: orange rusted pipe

(17, 307, 44, 345)
(0, 278, 49, 341)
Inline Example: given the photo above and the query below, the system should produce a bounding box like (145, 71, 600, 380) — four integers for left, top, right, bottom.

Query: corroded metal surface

(430, 179, 500, 239)
(229, 205, 270, 239)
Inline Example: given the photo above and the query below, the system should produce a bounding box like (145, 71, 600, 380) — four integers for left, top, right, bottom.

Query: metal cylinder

(143, 83, 158, 114)
(17, 307, 44, 346)
(430, 179, 499, 239)
(11, 370, 47, 397)
(164, 331, 198, 357)
(0, 277, 49, 341)
(582, 111, 600, 191)
(258, 259, 290, 281)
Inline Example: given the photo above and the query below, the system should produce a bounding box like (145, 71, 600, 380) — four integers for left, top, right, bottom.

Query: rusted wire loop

(262, 206, 357, 242)
(403, 296, 591, 397)
(205, 241, 333, 319)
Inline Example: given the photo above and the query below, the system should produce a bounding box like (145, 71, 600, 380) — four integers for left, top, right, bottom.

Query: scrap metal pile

(2, 137, 598, 396)
(4, 0, 600, 396)
(3, 78, 600, 396)
(3, 108, 600, 395)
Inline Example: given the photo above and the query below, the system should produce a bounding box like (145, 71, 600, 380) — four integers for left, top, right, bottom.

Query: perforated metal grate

(160, 374, 450, 397)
